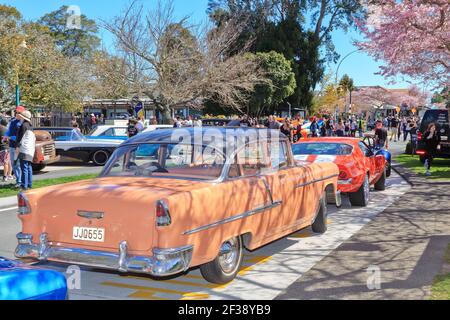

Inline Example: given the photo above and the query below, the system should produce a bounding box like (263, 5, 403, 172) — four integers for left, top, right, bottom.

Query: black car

(416, 109, 450, 162)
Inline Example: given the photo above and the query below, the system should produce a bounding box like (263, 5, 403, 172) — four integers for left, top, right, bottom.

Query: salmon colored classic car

(15, 128, 340, 284)
(292, 137, 387, 207)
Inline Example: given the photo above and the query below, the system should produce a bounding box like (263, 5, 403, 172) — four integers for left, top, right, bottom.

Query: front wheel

(349, 175, 370, 207)
(200, 236, 243, 284)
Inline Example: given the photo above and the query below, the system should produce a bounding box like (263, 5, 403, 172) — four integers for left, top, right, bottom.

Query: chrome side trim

(183, 201, 282, 236)
(296, 174, 339, 189)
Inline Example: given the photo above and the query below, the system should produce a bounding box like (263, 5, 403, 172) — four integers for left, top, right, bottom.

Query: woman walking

(16, 111, 36, 190)
(0, 119, 12, 182)
(335, 120, 345, 137)
(423, 123, 441, 176)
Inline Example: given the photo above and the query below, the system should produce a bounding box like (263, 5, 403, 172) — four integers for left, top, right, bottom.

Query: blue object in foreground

(0, 257, 67, 300)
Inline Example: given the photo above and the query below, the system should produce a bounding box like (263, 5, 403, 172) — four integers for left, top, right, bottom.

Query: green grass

(394, 154, 450, 181)
(0, 174, 98, 198)
(429, 244, 450, 300)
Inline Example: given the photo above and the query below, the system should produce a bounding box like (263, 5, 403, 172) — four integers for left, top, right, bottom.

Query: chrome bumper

(15, 233, 193, 277)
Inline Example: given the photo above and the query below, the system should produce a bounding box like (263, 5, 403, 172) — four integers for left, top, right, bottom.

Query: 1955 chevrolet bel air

(15, 128, 340, 284)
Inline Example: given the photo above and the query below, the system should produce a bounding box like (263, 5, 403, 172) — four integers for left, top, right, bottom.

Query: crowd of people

(0, 106, 36, 190)
(381, 115, 421, 143)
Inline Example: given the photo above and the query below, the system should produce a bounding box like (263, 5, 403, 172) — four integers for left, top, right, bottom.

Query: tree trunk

(161, 107, 173, 125)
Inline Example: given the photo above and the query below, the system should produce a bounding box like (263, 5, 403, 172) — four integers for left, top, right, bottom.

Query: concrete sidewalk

(276, 163, 450, 300)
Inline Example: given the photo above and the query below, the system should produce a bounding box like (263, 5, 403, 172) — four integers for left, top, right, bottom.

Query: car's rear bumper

(15, 233, 193, 277)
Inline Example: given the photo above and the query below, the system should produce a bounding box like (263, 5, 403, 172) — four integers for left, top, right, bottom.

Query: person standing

(280, 118, 293, 143)
(16, 111, 35, 191)
(127, 119, 139, 138)
(325, 118, 333, 137)
(389, 116, 399, 142)
(0, 119, 12, 182)
(350, 120, 357, 137)
(266, 115, 280, 130)
(423, 123, 441, 176)
(375, 120, 389, 149)
(335, 120, 345, 137)
(310, 119, 318, 137)
(5, 106, 25, 188)
(358, 118, 364, 137)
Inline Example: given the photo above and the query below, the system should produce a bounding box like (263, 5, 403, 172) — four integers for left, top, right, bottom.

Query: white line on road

(0, 206, 18, 213)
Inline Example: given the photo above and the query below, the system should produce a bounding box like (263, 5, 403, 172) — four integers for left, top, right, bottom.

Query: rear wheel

(200, 236, 243, 284)
(349, 175, 370, 207)
(374, 169, 386, 191)
(92, 150, 110, 166)
(312, 193, 327, 234)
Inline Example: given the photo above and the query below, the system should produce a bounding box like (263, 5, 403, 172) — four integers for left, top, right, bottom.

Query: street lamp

(15, 39, 28, 107)
(335, 48, 362, 84)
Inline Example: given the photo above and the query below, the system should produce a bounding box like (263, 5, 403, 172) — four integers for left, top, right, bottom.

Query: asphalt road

(0, 171, 411, 300)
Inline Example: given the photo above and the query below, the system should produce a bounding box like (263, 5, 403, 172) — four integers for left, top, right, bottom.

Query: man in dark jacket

(4, 106, 25, 187)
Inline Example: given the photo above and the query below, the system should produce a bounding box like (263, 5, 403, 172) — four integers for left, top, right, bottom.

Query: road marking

(101, 281, 190, 296)
(181, 293, 210, 300)
(290, 231, 314, 239)
(124, 276, 228, 289)
(128, 291, 169, 300)
(0, 206, 17, 213)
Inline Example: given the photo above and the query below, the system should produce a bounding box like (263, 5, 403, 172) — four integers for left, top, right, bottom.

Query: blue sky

(1, 0, 419, 89)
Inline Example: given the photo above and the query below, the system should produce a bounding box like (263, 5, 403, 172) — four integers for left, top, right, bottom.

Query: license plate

(441, 136, 448, 141)
(73, 227, 105, 242)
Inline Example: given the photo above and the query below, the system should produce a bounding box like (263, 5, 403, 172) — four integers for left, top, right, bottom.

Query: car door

(263, 139, 304, 234)
(358, 141, 384, 183)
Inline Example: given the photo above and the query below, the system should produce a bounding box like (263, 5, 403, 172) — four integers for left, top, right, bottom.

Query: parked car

(292, 137, 386, 207)
(201, 118, 232, 127)
(32, 130, 60, 172)
(0, 256, 67, 300)
(416, 109, 450, 162)
(15, 128, 340, 284)
(35, 127, 123, 166)
(363, 134, 392, 177)
(87, 125, 128, 140)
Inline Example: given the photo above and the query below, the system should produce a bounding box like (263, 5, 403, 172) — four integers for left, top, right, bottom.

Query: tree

(0, 7, 91, 112)
(207, 0, 367, 110)
(356, 0, 449, 89)
(247, 51, 296, 116)
(39, 5, 100, 58)
(104, 0, 266, 122)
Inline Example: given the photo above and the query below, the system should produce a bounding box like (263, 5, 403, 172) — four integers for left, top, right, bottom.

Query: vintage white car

(37, 127, 123, 166)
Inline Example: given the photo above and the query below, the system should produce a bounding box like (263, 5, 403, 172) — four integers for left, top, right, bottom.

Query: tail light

(156, 200, 171, 227)
(339, 171, 349, 180)
(417, 132, 422, 141)
(18, 193, 31, 215)
(416, 150, 427, 155)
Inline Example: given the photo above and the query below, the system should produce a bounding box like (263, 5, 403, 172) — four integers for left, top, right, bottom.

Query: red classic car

(292, 137, 386, 207)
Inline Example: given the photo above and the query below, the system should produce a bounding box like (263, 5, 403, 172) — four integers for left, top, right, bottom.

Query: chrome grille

(42, 144, 55, 156)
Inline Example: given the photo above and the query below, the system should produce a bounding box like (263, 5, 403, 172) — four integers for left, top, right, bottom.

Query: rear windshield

(420, 110, 449, 134)
(292, 143, 353, 156)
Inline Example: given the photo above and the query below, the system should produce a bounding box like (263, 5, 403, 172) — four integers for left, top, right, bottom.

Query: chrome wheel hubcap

(218, 238, 240, 275)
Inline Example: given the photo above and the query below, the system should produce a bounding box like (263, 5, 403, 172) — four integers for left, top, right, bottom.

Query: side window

(359, 142, 372, 157)
(269, 140, 289, 170)
(101, 128, 113, 136)
(114, 128, 128, 136)
(229, 142, 271, 178)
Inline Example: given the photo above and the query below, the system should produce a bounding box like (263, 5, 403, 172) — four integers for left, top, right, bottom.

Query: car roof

(298, 137, 361, 145)
(123, 127, 287, 145)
